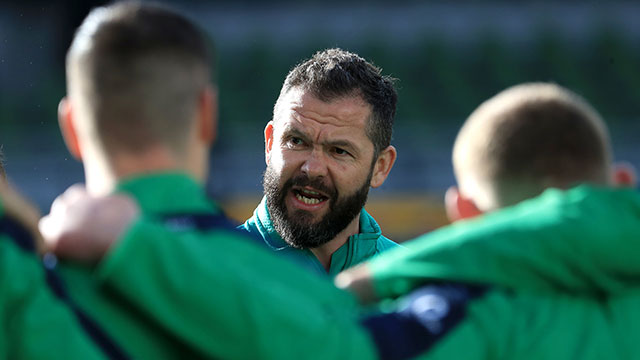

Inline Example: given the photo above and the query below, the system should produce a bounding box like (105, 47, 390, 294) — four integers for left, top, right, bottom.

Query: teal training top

(0, 201, 105, 360)
(241, 197, 399, 277)
(75, 172, 377, 359)
(362, 185, 640, 359)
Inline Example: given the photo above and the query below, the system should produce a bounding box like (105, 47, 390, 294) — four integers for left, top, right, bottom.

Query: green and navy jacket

(362, 186, 640, 359)
(61, 173, 378, 359)
(240, 197, 399, 276)
(0, 200, 106, 360)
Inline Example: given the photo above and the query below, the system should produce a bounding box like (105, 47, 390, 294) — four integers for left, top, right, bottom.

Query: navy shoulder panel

(0, 216, 36, 253)
(361, 283, 487, 360)
(160, 212, 265, 245)
(161, 212, 240, 233)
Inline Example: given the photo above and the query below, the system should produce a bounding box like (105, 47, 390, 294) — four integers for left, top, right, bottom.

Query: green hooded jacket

(364, 186, 640, 359)
(241, 197, 399, 277)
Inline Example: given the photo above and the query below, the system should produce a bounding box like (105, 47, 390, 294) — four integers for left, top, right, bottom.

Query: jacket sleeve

(95, 217, 378, 360)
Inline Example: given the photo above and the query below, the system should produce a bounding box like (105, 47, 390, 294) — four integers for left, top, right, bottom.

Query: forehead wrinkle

(298, 103, 369, 126)
(275, 87, 370, 128)
(293, 93, 369, 124)
(290, 106, 367, 135)
(291, 107, 358, 129)
(289, 110, 364, 153)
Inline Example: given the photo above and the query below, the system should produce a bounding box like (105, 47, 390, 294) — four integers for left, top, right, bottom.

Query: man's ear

(58, 97, 82, 160)
(264, 121, 275, 165)
(198, 85, 218, 145)
(370, 145, 397, 188)
(612, 162, 637, 187)
(444, 186, 483, 222)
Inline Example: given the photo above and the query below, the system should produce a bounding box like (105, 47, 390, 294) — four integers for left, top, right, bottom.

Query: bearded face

(262, 89, 386, 249)
(263, 164, 372, 249)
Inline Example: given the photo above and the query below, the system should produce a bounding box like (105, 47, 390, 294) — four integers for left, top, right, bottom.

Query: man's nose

(301, 148, 328, 179)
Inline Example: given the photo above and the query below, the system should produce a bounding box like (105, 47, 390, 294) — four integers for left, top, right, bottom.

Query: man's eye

(334, 147, 350, 156)
(287, 137, 304, 146)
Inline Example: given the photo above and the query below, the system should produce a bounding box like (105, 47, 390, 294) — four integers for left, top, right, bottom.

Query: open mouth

(293, 187, 329, 205)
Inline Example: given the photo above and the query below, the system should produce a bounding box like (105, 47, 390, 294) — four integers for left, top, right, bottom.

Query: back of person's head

(449, 82, 622, 218)
(65, 1, 212, 157)
(276, 48, 397, 157)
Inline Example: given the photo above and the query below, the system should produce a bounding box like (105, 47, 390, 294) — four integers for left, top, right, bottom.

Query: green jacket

(65, 173, 377, 359)
(241, 197, 399, 276)
(364, 186, 640, 359)
(0, 201, 105, 360)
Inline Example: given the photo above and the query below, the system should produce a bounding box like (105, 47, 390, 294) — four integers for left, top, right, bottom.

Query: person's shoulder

(376, 235, 401, 253)
(359, 209, 400, 252)
(508, 185, 639, 217)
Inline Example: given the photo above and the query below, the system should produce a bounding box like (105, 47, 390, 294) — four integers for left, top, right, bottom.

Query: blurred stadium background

(1, 0, 639, 241)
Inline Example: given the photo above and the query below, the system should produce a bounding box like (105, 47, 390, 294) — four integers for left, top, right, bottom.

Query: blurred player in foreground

(337, 82, 640, 359)
(240, 48, 399, 276)
(41, 2, 377, 359)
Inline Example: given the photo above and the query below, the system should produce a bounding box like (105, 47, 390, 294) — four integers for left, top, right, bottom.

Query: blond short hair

(453, 83, 611, 210)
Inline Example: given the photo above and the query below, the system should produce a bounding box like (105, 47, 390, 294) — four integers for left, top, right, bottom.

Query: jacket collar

(254, 196, 382, 248)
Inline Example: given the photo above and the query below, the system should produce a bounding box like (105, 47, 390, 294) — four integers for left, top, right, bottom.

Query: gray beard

(262, 166, 372, 249)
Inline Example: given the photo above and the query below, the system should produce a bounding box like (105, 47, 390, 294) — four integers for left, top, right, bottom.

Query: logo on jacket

(408, 293, 450, 334)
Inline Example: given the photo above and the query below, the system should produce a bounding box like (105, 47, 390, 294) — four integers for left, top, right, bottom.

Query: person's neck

(309, 214, 361, 272)
(84, 148, 191, 196)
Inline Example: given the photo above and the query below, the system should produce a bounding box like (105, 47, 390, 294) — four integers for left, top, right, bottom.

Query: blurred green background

(1, 1, 639, 240)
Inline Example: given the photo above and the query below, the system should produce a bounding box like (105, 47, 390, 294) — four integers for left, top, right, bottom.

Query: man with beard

(241, 48, 400, 276)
